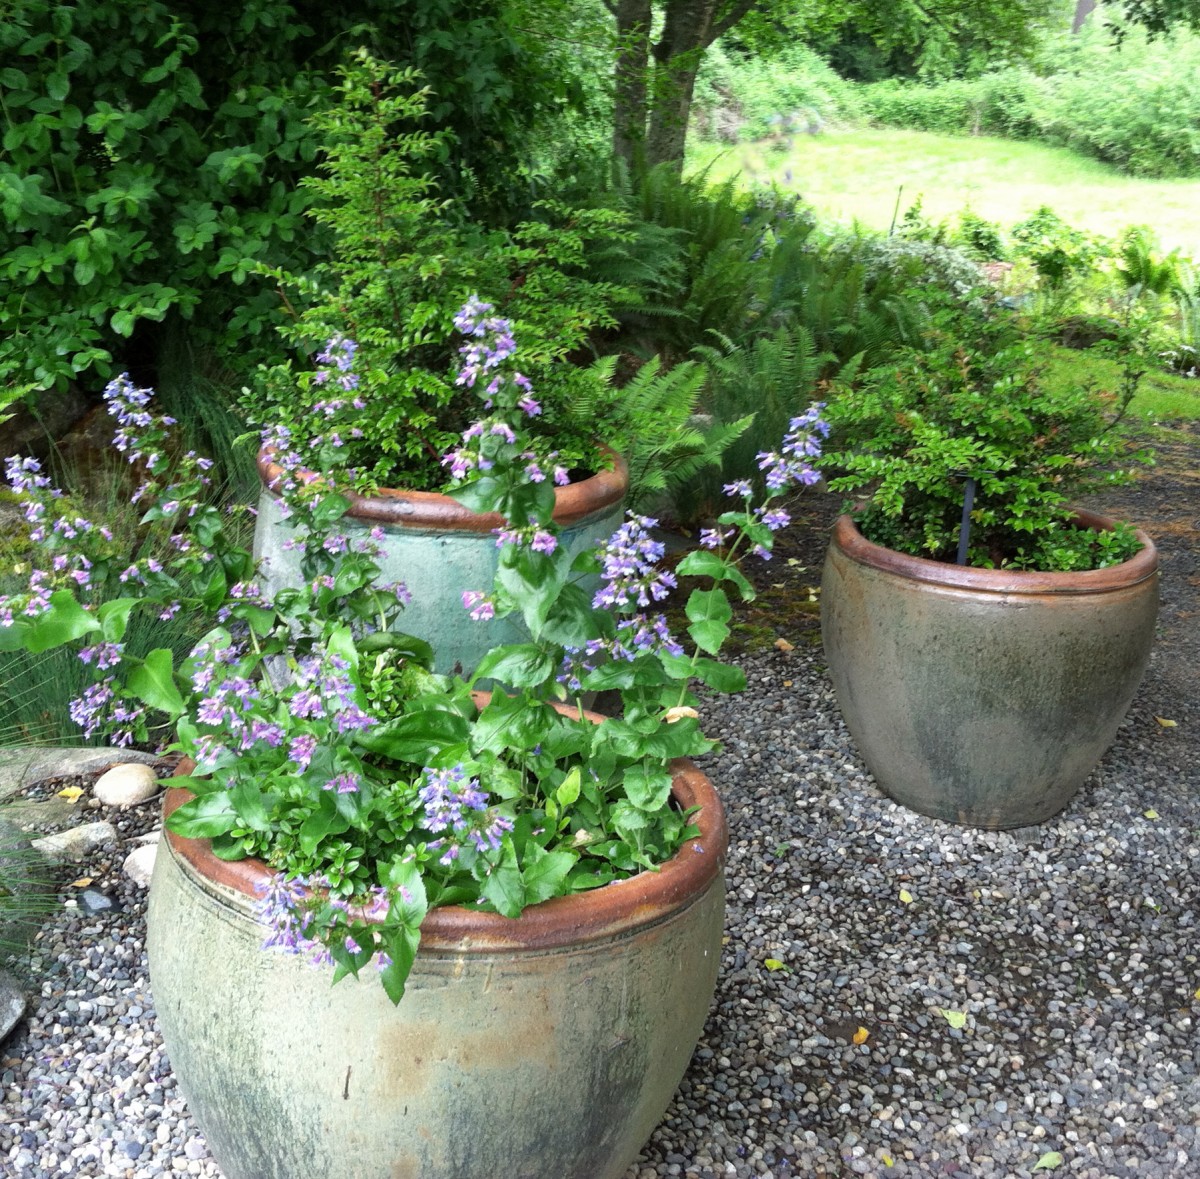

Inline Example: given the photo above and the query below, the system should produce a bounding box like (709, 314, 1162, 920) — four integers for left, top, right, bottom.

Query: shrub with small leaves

(819, 316, 1151, 571)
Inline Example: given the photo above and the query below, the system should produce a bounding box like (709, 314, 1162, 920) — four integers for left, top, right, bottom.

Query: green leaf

(623, 764, 673, 811)
(690, 658, 746, 694)
(1033, 1151, 1064, 1172)
(939, 1008, 968, 1030)
(127, 648, 185, 717)
(521, 844, 576, 906)
(357, 708, 470, 764)
(97, 598, 138, 643)
(165, 793, 237, 839)
(685, 587, 732, 625)
(472, 644, 555, 688)
(480, 837, 524, 917)
(379, 925, 422, 1006)
(25, 590, 101, 653)
(555, 767, 581, 807)
(299, 795, 349, 855)
(357, 631, 434, 670)
(687, 618, 729, 655)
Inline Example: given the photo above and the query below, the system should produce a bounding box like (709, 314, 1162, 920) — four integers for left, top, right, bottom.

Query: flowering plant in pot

(815, 318, 1159, 829)
(0, 300, 826, 1178)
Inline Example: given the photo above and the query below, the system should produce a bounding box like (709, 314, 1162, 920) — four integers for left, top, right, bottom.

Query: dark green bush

(0, 0, 568, 401)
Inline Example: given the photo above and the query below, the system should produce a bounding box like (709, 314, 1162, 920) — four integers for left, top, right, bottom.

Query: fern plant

(670, 325, 850, 523)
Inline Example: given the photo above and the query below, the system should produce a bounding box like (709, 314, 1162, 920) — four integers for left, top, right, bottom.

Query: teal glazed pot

(820, 510, 1159, 829)
(146, 762, 727, 1179)
(252, 449, 628, 676)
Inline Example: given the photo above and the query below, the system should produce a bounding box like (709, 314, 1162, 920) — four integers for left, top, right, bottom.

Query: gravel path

(1, 453, 1197, 1178)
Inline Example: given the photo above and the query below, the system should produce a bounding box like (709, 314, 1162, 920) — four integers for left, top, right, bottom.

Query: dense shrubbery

(694, 24, 1200, 180)
(692, 44, 865, 144)
(0, 0, 571, 406)
(858, 27, 1200, 178)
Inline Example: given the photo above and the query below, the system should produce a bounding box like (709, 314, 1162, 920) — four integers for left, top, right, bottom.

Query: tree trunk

(612, 0, 652, 175)
(1072, 0, 1097, 32)
(645, 0, 720, 170)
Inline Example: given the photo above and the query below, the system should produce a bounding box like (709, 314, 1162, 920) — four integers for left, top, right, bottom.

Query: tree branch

(709, 0, 763, 44)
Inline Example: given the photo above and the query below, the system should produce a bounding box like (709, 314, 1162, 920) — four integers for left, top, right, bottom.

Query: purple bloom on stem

(419, 766, 487, 833)
(723, 480, 752, 498)
(462, 590, 495, 622)
(325, 772, 360, 794)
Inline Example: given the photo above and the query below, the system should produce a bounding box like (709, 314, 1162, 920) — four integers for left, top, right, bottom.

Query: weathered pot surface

(252, 448, 628, 676)
(147, 759, 726, 1179)
(820, 510, 1159, 829)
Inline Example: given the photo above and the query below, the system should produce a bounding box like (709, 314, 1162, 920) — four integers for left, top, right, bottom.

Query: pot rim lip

(161, 756, 726, 953)
(831, 508, 1158, 594)
(256, 446, 628, 532)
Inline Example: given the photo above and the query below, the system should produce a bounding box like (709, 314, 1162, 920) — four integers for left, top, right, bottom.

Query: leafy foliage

(245, 51, 633, 491)
(819, 314, 1152, 570)
(0, 0, 572, 403)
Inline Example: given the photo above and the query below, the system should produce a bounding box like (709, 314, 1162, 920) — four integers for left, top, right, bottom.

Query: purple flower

(324, 773, 360, 794)
(418, 766, 487, 833)
(462, 590, 496, 622)
(592, 514, 676, 611)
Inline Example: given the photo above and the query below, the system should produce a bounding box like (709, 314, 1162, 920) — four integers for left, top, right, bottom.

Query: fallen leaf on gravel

(939, 1008, 967, 1029)
(1154, 716, 1178, 728)
(899, 888, 914, 904)
(774, 638, 794, 652)
(1194, 987, 1200, 1000)
(783, 680, 793, 688)
(881, 1154, 894, 1167)
(69, 877, 93, 888)
(1143, 808, 1160, 819)
(764, 958, 788, 972)
(56, 786, 84, 802)
(852, 1026, 869, 1045)
(1032, 1150, 1064, 1171)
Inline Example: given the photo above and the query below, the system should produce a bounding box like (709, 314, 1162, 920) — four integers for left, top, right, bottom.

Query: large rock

(123, 843, 158, 888)
(94, 762, 159, 808)
(0, 746, 164, 801)
(0, 968, 25, 1043)
(31, 821, 118, 865)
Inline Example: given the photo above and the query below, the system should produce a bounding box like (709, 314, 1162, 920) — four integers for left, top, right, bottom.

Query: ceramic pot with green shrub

(818, 324, 1159, 828)
(241, 54, 732, 673)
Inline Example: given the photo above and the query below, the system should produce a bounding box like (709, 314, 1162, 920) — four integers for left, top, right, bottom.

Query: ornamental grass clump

(0, 299, 827, 1004)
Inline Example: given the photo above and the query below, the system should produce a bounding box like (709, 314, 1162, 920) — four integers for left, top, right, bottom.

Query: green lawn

(690, 129, 1200, 256)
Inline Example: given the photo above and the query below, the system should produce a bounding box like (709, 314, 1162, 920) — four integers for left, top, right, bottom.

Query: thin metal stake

(956, 476, 978, 566)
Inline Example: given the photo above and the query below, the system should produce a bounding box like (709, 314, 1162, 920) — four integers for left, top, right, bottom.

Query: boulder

(94, 762, 160, 808)
(123, 843, 158, 888)
(31, 821, 118, 865)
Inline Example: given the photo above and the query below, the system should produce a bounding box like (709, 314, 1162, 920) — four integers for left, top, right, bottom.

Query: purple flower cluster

(754, 404, 829, 492)
(558, 613, 684, 693)
(442, 297, 556, 489)
(592, 514, 676, 610)
(417, 765, 513, 864)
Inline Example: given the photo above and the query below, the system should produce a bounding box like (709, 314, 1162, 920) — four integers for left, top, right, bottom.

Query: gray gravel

(1, 645, 1197, 1179)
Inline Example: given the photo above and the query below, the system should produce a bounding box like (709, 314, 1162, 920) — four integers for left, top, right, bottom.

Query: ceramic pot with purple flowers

(146, 759, 726, 1179)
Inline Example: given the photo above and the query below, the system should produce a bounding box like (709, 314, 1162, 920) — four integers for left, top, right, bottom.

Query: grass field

(690, 129, 1200, 257)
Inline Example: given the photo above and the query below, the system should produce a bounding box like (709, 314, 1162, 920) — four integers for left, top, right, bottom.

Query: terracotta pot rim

(163, 755, 726, 954)
(256, 446, 628, 533)
(831, 509, 1158, 595)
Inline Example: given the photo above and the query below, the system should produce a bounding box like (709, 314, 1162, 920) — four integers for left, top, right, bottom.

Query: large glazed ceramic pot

(820, 509, 1159, 829)
(146, 761, 726, 1179)
(252, 449, 628, 676)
